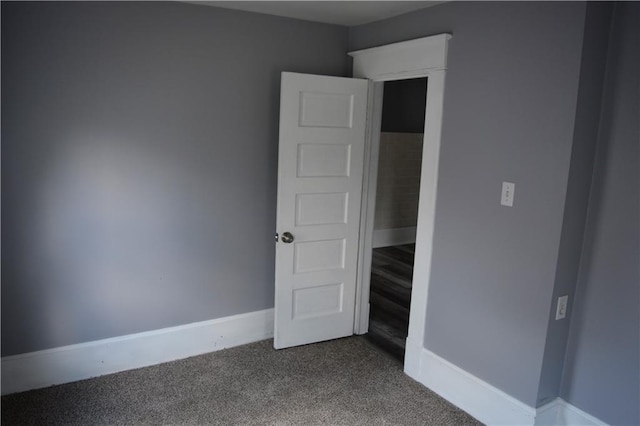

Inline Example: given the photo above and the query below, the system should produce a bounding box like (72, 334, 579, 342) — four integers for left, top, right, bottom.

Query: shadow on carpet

(2, 336, 482, 425)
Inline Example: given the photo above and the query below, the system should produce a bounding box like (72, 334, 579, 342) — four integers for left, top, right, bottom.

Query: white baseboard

(535, 398, 608, 426)
(407, 346, 608, 426)
(1, 308, 274, 396)
(414, 348, 537, 425)
(536, 398, 564, 425)
(403, 336, 423, 380)
(372, 227, 416, 248)
(535, 398, 562, 426)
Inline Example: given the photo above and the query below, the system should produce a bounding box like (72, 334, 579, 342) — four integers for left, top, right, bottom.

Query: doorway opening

(365, 78, 428, 362)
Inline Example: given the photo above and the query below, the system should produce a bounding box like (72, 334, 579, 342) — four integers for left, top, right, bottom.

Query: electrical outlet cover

(501, 182, 515, 207)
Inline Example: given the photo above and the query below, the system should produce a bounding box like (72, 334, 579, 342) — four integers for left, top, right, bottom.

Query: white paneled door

(274, 72, 369, 349)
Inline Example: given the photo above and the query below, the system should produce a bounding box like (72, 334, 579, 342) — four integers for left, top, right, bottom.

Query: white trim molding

(404, 69, 447, 374)
(536, 399, 564, 426)
(349, 33, 450, 350)
(535, 398, 608, 426)
(416, 348, 537, 425)
(1, 309, 274, 395)
(353, 81, 383, 335)
(410, 348, 609, 426)
(349, 34, 451, 81)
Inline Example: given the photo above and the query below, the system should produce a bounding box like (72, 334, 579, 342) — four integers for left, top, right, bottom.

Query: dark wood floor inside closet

(366, 243, 415, 362)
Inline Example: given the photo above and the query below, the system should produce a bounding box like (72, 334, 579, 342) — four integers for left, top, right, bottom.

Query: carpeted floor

(2, 336, 482, 425)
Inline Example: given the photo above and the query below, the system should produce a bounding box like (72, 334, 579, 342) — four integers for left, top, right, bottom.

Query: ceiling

(187, 1, 444, 26)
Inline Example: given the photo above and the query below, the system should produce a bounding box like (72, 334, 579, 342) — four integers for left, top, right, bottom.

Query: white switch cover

(501, 182, 515, 207)
(556, 295, 569, 320)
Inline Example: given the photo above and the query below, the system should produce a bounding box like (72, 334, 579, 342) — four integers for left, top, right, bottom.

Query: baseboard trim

(372, 227, 416, 248)
(403, 336, 423, 380)
(408, 346, 608, 426)
(536, 398, 563, 425)
(535, 398, 608, 425)
(416, 348, 537, 425)
(1, 308, 274, 395)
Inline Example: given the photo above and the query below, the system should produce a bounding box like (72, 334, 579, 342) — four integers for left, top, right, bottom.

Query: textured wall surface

(1, 2, 348, 356)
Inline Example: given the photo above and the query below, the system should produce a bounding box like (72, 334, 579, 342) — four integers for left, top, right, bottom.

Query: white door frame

(348, 34, 451, 379)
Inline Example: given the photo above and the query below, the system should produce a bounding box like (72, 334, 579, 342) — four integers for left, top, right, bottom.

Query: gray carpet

(2, 336, 482, 425)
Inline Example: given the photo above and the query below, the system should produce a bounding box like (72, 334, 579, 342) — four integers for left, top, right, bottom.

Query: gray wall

(536, 2, 613, 407)
(350, 2, 587, 406)
(561, 3, 640, 425)
(1, 2, 348, 356)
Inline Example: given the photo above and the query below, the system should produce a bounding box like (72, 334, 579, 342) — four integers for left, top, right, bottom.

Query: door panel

(297, 143, 351, 177)
(274, 72, 368, 349)
(295, 193, 348, 226)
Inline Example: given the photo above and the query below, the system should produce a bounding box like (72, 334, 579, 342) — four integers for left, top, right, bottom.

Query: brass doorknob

(281, 232, 294, 244)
